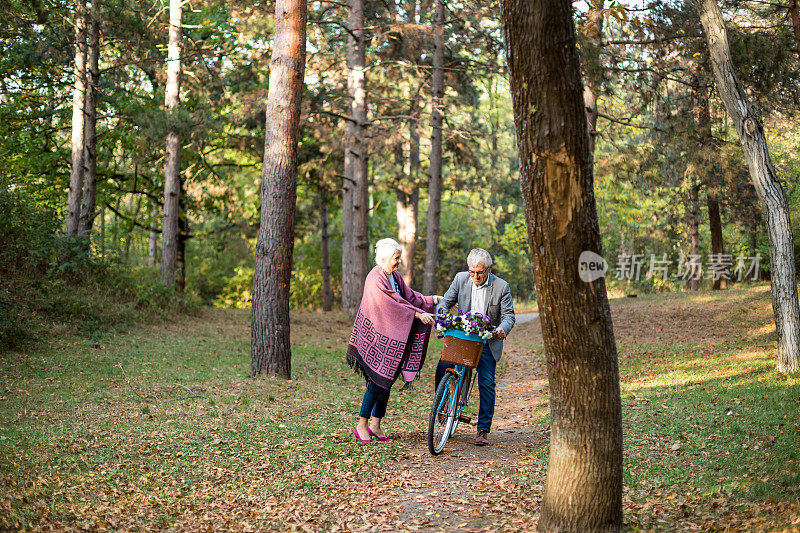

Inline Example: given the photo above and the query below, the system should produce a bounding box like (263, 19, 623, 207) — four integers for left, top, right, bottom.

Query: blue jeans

(435, 343, 497, 433)
(359, 381, 391, 419)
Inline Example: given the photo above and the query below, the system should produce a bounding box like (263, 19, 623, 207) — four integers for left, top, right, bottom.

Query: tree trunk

(341, 0, 370, 319)
(423, 0, 445, 295)
(695, 73, 725, 290)
(250, 0, 307, 378)
(789, 0, 800, 67)
(177, 182, 187, 292)
(149, 201, 159, 266)
(124, 194, 142, 264)
(693, 0, 800, 373)
(396, 188, 419, 285)
(502, 0, 623, 530)
(583, 0, 603, 156)
(77, 0, 100, 238)
(99, 205, 105, 258)
(395, 109, 420, 287)
(65, 0, 87, 236)
(161, 0, 182, 287)
(689, 177, 701, 291)
(320, 187, 333, 312)
(707, 191, 726, 290)
(405, 107, 421, 285)
(112, 197, 120, 251)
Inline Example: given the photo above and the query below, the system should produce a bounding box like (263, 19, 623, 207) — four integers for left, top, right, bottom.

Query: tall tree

(341, 0, 370, 318)
(319, 185, 333, 312)
(688, 173, 701, 291)
(694, 0, 800, 373)
(160, 0, 183, 287)
(148, 201, 158, 266)
(790, 0, 800, 65)
(582, 0, 604, 156)
(707, 189, 725, 288)
(396, 97, 420, 286)
(250, 0, 307, 377)
(77, 0, 101, 237)
(64, 0, 87, 236)
(502, 0, 623, 530)
(697, 77, 726, 290)
(423, 0, 445, 295)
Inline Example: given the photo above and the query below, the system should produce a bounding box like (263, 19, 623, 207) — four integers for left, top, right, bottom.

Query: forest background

(2, 0, 800, 347)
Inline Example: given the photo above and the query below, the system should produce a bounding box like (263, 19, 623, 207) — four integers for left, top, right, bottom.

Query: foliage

(2, 0, 799, 315)
(0, 188, 190, 350)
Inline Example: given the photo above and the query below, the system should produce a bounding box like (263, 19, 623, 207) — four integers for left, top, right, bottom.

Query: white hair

(374, 238, 402, 265)
(467, 248, 493, 268)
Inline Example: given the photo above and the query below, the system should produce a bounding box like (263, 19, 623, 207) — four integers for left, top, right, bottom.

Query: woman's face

(383, 251, 402, 274)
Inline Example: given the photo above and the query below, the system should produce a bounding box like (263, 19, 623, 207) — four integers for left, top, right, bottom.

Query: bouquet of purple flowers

(434, 308, 496, 340)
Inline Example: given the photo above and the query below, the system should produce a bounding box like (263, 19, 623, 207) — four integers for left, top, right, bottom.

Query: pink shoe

(368, 427, 392, 442)
(354, 426, 372, 444)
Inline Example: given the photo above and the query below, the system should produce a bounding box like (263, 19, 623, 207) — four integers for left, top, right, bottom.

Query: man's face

(468, 262, 491, 287)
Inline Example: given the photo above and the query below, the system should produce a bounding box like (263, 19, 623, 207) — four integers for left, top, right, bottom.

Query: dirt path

(377, 316, 549, 531)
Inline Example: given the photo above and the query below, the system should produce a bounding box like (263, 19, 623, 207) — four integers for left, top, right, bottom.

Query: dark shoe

(474, 430, 489, 446)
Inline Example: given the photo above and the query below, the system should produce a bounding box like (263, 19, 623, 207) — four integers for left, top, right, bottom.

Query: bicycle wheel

(428, 374, 458, 455)
(449, 367, 471, 437)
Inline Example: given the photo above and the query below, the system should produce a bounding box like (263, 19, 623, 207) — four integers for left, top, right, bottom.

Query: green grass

(1, 290, 799, 530)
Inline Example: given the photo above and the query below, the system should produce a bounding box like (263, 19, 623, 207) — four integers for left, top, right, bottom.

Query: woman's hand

(415, 312, 435, 325)
(431, 295, 444, 304)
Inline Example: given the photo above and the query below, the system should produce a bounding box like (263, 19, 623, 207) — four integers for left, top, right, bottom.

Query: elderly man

(435, 248, 515, 446)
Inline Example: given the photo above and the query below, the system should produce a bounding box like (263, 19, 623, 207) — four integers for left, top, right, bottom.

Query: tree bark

(250, 0, 307, 378)
(707, 191, 726, 290)
(99, 205, 105, 258)
(396, 187, 419, 285)
(689, 177, 701, 291)
(583, 0, 603, 156)
(177, 182, 187, 292)
(149, 201, 159, 266)
(319, 186, 333, 312)
(341, 0, 370, 319)
(409, 107, 421, 280)
(423, 0, 445, 295)
(502, 0, 623, 530)
(695, 73, 725, 290)
(693, 0, 800, 373)
(65, 0, 87, 236)
(124, 194, 142, 263)
(789, 0, 800, 67)
(161, 0, 183, 287)
(78, 0, 100, 238)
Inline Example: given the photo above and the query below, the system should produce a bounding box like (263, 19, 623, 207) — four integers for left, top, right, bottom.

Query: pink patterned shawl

(346, 265, 435, 390)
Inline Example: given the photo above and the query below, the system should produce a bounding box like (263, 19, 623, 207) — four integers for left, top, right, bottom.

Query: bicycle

(427, 363, 474, 455)
(427, 328, 485, 455)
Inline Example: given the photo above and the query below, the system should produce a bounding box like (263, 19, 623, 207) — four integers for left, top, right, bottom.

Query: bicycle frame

(429, 363, 477, 455)
(438, 366, 466, 415)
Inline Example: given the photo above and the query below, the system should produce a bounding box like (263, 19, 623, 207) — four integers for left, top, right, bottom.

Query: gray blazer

(436, 272, 515, 361)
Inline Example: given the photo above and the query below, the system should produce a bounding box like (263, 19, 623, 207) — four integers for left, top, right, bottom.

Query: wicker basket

(441, 330, 486, 368)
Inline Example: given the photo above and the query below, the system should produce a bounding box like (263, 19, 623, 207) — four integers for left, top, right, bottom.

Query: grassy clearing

(1, 286, 799, 530)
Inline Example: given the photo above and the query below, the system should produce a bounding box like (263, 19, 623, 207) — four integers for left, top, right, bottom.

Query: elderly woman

(347, 238, 440, 443)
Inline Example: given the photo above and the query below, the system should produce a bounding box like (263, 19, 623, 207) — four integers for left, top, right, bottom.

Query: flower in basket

(435, 308, 496, 340)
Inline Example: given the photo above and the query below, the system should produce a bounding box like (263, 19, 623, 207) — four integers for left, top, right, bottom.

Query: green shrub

(0, 188, 193, 350)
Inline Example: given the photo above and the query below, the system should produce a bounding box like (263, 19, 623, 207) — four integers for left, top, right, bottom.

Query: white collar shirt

(470, 277, 490, 315)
